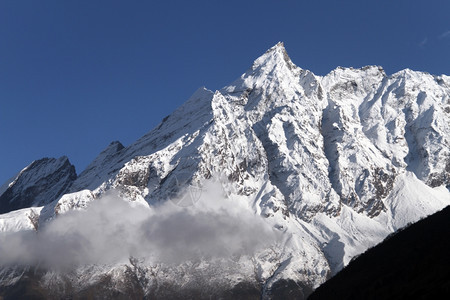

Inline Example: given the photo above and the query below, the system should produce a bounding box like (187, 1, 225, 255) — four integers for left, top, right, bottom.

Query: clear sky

(1, 0, 449, 185)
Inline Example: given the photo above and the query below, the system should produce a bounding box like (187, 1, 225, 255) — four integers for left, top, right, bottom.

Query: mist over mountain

(1, 43, 449, 299)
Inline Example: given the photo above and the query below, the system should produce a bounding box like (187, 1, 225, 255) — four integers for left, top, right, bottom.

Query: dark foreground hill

(309, 204, 450, 299)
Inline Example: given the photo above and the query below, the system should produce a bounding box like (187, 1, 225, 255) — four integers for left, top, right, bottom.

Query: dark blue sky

(1, 0, 449, 184)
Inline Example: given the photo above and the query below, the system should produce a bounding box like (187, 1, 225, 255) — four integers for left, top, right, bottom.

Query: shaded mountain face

(0, 157, 76, 214)
(0, 42, 449, 299)
(308, 205, 450, 299)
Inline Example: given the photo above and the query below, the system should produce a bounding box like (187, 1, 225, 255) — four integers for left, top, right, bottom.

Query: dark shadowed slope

(309, 204, 450, 299)
(0, 157, 76, 214)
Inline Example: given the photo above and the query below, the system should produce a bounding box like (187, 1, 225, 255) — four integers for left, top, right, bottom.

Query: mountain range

(0, 42, 449, 299)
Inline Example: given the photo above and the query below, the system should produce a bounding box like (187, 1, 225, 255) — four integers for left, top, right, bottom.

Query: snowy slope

(0, 42, 449, 299)
(0, 206, 41, 233)
(0, 157, 76, 214)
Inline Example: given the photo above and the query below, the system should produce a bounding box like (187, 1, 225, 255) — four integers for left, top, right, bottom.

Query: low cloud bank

(0, 182, 279, 269)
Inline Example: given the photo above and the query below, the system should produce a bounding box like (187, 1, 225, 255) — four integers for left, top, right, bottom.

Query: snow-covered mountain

(0, 157, 76, 215)
(1, 42, 449, 299)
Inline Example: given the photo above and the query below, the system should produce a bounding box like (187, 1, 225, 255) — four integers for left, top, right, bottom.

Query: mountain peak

(251, 41, 297, 71)
(0, 157, 76, 214)
(223, 42, 304, 95)
(271, 41, 285, 51)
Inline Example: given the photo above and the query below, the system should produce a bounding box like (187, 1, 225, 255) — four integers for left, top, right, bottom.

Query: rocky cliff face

(0, 42, 449, 299)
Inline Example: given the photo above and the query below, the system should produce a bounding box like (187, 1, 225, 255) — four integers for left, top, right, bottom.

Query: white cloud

(439, 30, 450, 39)
(419, 37, 428, 47)
(0, 182, 280, 269)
